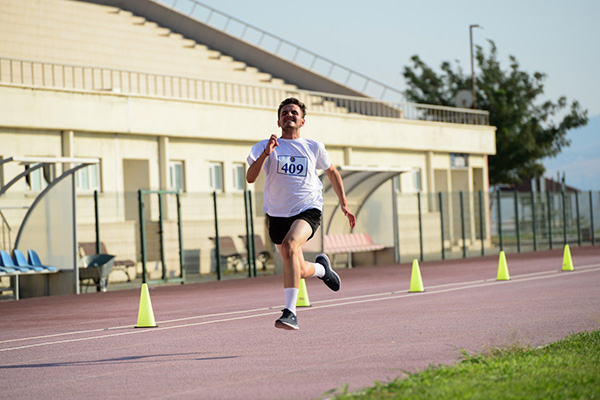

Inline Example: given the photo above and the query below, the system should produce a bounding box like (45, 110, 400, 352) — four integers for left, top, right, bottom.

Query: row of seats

(0, 249, 57, 274)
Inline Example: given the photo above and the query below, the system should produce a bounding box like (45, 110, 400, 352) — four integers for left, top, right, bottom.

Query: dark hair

(278, 97, 307, 118)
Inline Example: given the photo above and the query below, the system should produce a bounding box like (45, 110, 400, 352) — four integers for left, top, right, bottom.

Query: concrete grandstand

(0, 0, 496, 298)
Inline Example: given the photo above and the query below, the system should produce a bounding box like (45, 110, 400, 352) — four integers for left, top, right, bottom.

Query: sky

(176, 0, 600, 189)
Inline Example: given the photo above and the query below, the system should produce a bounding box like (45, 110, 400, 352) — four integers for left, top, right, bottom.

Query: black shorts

(267, 208, 322, 245)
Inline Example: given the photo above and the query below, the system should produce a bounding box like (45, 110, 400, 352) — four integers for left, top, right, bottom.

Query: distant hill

(543, 113, 600, 190)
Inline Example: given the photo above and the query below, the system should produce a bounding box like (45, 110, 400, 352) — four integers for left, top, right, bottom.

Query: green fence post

(158, 193, 166, 280)
(547, 191, 553, 249)
(176, 192, 185, 282)
(248, 191, 257, 277)
(439, 192, 445, 260)
(497, 190, 503, 251)
(94, 189, 100, 254)
(460, 191, 466, 258)
(575, 191, 581, 246)
(531, 191, 537, 251)
(243, 190, 254, 278)
(213, 191, 222, 280)
(514, 191, 521, 252)
(478, 190, 484, 256)
(418, 192, 423, 262)
(138, 189, 147, 284)
(590, 191, 596, 246)
(562, 190, 567, 246)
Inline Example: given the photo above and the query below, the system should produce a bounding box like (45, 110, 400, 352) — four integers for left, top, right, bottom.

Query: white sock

(311, 262, 325, 278)
(284, 287, 299, 314)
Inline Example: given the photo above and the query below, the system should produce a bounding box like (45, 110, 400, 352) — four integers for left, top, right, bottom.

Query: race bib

(277, 155, 308, 177)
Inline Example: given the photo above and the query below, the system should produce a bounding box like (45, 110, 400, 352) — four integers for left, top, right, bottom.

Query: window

(413, 169, 422, 192)
(209, 162, 223, 192)
(232, 163, 246, 191)
(451, 153, 469, 168)
(75, 163, 100, 192)
(168, 160, 185, 192)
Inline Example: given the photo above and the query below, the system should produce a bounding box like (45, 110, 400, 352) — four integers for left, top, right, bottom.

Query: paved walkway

(1, 247, 599, 399)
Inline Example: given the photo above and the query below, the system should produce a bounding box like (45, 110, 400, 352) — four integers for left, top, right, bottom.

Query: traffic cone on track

(409, 259, 424, 292)
(562, 244, 574, 271)
(297, 278, 311, 307)
(497, 251, 510, 281)
(135, 283, 157, 328)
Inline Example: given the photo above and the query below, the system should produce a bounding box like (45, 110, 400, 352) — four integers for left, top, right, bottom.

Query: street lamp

(469, 24, 482, 109)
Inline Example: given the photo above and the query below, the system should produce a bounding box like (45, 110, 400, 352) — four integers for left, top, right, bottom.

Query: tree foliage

(402, 40, 588, 186)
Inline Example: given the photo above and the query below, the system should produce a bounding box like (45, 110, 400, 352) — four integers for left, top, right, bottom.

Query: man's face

(278, 104, 305, 129)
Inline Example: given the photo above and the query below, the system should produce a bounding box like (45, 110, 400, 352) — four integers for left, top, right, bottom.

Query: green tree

(402, 40, 588, 186)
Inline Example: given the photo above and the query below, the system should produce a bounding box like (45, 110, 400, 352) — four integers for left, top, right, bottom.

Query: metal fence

(0, 57, 489, 125)
(2, 189, 596, 284)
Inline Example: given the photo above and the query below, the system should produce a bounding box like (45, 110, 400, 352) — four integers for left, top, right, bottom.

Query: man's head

(278, 97, 307, 119)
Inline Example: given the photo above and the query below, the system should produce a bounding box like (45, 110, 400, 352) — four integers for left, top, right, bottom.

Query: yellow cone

(497, 251, 510, 281)
(135, 283, 157, 328)
(409, 259, 424, 292)
(562, 244, 574, 271)
(297, 278, 311, 307)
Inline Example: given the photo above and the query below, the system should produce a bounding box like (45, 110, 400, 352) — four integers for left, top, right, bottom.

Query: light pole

(469, 24, 482, 109)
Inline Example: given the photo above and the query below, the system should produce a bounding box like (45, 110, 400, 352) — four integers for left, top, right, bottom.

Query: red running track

(1, 247, 599, 399)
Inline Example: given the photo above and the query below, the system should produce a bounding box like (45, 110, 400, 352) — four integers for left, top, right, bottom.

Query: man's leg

(275, 219, 313, 330)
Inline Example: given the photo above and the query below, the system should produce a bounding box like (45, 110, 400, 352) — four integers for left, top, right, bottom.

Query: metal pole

(469, 24, 481, 110)
(418, 192, 424, 262)
(547, 191, 553, 249)
(531, 191, 537, 251)
(497, 190, 503, 251)
(244, 190, 252, 278)
(138, 189, 147, 284)
(478, 190, 484, 256)
(514, 191, 521, 252)
(176, 193, 185, 282)
(249, 191, 257, 277)
(439, 192, 445, 260)
(392, 177, 400, 264)
(562, 189, 567, 246)
(460, 191, 466, 258)
(72, 175, 79, 295)
(213, 191, 222, 280)
(590, 191, 596, 246)
(575, 191, 581, 246)
(94, 189, 100, 254)
(158, 193, 166, 280)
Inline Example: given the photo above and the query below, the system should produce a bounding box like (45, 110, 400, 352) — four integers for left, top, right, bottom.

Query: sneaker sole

(317, 253, 341, 291)
(275, 320, 299, 330)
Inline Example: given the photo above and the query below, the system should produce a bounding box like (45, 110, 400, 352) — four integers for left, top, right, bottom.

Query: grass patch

(329, 330, 600, 400)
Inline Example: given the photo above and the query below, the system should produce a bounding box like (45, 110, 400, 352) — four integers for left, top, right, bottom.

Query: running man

(246, 97, 356, 330)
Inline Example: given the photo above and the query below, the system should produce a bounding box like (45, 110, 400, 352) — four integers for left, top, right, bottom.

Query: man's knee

(280, 237, 301, 259)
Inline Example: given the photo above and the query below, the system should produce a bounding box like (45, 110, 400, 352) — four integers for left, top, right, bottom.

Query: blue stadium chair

(27, 249, 58, 272)
(13, 249, 45, 271)
(0, 250, 35, 273)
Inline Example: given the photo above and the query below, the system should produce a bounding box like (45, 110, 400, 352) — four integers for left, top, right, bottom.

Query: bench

(239, 234, 271, 270)
(0, 249, 58, 300)
(321, 233, 385, 268)
(210, 236, 247, 271)
(79, 242, 136, 282)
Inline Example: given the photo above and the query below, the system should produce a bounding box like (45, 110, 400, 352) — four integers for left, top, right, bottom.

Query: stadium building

(0, 0, 496, 297)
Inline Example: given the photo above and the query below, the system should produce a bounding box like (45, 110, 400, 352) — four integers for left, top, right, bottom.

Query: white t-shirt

(247, 137, 331, 217)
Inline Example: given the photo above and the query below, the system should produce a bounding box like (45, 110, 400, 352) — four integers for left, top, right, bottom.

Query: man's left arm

(324, 164, 356, 229)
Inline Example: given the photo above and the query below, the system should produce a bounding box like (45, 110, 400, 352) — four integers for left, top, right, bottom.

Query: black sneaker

(316, 253, 340, 291)
(275, 308, 298, 330)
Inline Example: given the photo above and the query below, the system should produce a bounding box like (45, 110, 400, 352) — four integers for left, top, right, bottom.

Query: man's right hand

(265, 134, 279, 155)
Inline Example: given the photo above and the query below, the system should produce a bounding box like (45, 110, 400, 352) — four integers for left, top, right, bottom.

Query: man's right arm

(246, 134, 279, 183)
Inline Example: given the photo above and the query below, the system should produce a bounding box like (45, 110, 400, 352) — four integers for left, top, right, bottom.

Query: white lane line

(1, 265, 599, 353)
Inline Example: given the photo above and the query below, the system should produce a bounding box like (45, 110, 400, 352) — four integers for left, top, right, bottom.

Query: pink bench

(322, 233, 385, 268)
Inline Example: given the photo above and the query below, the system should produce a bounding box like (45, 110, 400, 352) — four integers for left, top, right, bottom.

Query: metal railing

(0, 57, 490, 125)
(158, 0, 405, 102)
